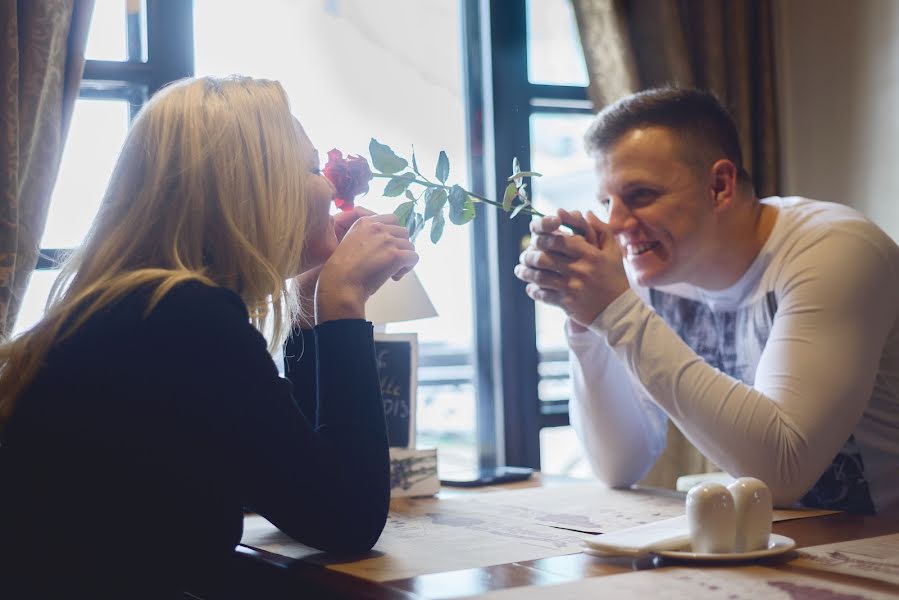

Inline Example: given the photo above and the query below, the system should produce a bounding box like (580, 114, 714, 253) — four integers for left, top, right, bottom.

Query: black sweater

(0, 281, 390, 596)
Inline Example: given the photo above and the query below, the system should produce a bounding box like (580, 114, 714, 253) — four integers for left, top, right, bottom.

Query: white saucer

(655, 534, 796, 563)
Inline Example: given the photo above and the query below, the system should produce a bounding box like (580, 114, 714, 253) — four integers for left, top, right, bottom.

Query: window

(25, 0, 595, 478)
(193, 0, 478, 475)
(480, 0, 594, 473)
(526, 0, 589, 87)
(20, 1, 191, 335)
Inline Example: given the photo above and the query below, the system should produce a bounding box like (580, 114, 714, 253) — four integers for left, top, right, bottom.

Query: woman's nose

(323, 173, 337, 194)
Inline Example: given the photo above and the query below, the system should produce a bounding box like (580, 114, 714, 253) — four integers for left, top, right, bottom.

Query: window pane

(85, 0, 146, 62)
(13, 269, 61, 336)
(42, 98, 130, 249)
(529, 112, 596, 400)
(526, 0, 589, 86)
(539, 426, 592, 478)
(195, 0, 477, 474)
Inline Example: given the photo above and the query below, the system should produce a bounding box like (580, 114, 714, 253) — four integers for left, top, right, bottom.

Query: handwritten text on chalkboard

(374, 335, 416, 447)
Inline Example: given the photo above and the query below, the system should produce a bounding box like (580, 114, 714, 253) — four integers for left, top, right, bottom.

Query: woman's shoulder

(143, 278, 255, 340)
(153, 279, 248, 318)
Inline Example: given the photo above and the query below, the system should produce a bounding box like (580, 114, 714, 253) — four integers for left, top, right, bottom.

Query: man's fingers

(559, 209, 598, 246)
(586, 210, 613, 247)
(519, 248, 572, 273)
(531, 230, 595, 259)
(525, 283, 565, 307)
(514, 264, 566, 291)
(530, 215, 563, 234)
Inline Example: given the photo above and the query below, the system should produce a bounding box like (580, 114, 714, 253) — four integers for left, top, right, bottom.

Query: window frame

(37, 0, 590, 473)
(471, 0, 594, 469)
(36, 0, 193, 271)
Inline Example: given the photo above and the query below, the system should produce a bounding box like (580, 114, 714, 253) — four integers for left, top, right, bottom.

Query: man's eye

(628, 189, 657, 205)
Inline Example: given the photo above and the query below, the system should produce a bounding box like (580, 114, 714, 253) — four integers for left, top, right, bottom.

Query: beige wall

(776, 0, 899, 240)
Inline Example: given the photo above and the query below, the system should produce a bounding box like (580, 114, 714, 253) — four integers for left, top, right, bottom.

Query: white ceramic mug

(686, 482, 736, 553)
(727, 477, 773, 552)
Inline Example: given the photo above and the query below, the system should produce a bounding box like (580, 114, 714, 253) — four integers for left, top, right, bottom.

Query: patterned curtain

(0, 0, 94, 338)
(571, 0, 780, 488)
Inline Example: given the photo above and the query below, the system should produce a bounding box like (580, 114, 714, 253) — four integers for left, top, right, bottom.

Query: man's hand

(514, 208, 629, 327)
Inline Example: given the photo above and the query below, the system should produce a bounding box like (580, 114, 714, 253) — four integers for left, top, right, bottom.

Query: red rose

(322, 149, 373, 211)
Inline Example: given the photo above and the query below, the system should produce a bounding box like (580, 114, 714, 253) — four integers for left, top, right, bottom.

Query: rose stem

(370, 173, 545, 217)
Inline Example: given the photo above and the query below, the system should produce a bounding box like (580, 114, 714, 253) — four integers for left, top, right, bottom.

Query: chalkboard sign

(374, 333, 417, 448)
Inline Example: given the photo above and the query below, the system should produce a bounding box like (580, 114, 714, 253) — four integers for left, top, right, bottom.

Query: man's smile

(625, 240, 661, 256)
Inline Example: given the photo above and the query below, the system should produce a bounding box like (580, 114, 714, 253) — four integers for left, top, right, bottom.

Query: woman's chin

(300, 239, 339, 273)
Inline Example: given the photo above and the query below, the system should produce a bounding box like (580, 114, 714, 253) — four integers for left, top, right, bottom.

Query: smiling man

(515, 88, 899, 515)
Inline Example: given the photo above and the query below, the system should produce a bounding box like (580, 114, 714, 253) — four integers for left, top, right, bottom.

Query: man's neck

(701, 197, 778, 291)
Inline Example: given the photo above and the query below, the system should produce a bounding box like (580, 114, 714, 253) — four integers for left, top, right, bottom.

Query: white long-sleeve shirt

(568, 197, 899, 514)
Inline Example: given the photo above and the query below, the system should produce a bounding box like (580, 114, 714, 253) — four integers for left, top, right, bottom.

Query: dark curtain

(0, 0, 94, 337)
(572, 0, 780, 197)
(571, 0, 780, 488)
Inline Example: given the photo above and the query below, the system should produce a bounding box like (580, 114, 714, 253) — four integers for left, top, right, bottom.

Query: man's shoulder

(761, 197, 899, 305)
(766, 196, 886, 237)
(765, 196, 898, 261)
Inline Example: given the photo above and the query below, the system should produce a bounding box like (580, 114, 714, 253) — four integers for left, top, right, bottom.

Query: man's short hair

(584, 87, 750, 183)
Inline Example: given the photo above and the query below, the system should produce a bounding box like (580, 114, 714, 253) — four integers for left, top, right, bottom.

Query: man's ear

(709, 159, 738, 214)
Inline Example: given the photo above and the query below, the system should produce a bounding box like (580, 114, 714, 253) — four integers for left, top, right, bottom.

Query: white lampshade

(366, 270, 438, 325)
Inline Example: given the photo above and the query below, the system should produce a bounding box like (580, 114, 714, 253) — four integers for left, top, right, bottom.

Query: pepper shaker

(686, 482, 736, 553)
(727, 477, 772, 552)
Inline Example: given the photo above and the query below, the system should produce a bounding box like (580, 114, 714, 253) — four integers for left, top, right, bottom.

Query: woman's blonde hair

(0, 76, 310, 428)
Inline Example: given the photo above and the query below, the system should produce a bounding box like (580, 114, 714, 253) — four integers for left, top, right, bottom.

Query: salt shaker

(686, 482, 736, 553)
(727, 477, 772, 552)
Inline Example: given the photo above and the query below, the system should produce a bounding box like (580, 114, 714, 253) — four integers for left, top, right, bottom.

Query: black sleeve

(170, 286, 390, 555)
(283, 328, 317, 421)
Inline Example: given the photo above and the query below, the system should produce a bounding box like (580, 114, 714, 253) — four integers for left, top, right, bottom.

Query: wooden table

(191, 476, 899, 599)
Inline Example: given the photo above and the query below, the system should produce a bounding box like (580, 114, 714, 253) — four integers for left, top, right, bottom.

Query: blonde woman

(0, 76, 418, 597)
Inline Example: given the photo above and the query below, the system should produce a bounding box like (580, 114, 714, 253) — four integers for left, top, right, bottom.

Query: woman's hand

(292, 207, 379, 328)
(334, 206, 376, 242)
(316, 214, 419, 323)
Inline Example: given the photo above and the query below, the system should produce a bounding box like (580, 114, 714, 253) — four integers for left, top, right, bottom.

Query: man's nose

(606, 198, 637, 234)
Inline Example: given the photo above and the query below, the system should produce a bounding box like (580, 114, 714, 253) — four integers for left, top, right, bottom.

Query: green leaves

(409, 213, 425, 241)
(411, 148, 422, 177)
(435, 151, 450, 184)
(508, 171, 542, 183)
(394, 200, 416, 227)
(424, 188, 448, 221)
(505, 157, 540, 218)
(384, 172, 416, 197)
(369, 140, 542, 244)
(502, 182, 518, 212)
(370, 138, 408, 174)
(448, 185, 475, 225)
(430, 210, 446, 243)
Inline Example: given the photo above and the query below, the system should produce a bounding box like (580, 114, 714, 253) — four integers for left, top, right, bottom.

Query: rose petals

(323, 149, 373, 211)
